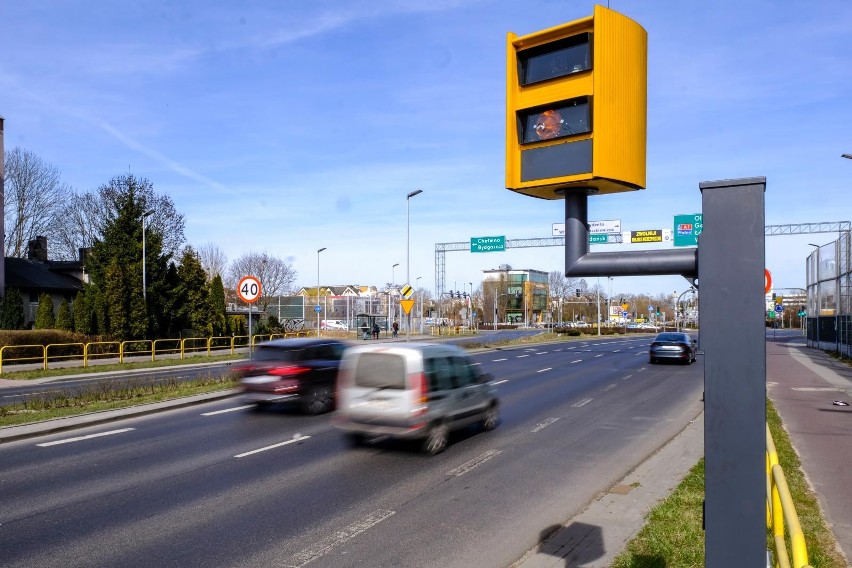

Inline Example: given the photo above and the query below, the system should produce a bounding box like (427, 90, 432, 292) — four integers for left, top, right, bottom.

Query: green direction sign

(470, 235, 506, 253)
(767, 310, 776, 319)
(673, 214, 703, 247)
(589, 233, 623, 244)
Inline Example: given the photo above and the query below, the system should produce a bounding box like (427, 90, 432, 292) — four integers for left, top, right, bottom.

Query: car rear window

(353, 353, 407, 389)
(252, 347, 302, 362)
(655, 333, 685, 342)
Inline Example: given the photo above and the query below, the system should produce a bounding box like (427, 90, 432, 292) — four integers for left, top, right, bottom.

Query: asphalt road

(0, 335, 704, 568)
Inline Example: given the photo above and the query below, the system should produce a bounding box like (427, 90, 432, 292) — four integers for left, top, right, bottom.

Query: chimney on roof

(28, 236, 48, 262)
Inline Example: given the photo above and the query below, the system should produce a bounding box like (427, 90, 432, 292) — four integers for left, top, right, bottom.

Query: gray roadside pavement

(2, 333, 849, 566)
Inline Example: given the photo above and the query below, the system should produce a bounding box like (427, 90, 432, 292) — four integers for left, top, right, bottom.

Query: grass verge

(610, 400, 846, 568)
(0, 353, 245, 381)
(0, 373, 239, 428)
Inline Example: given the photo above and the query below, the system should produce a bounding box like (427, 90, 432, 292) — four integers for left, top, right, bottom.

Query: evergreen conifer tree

(34, 293, 56, 329)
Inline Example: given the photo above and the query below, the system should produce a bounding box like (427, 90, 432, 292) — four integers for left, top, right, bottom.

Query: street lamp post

(141, 209, 154, 304)
(317, 247, 326, 337)
(391, 262, 399, 334)
(406, 189, 423, 341)
(416, 276, 423, 334)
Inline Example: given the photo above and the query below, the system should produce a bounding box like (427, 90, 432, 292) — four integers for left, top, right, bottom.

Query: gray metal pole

(700, 177, 767, 567)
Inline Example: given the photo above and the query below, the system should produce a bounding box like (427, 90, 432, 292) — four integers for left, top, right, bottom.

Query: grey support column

(699, 177, 766, 567)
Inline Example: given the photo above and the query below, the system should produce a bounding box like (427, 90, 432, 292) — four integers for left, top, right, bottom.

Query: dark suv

(234, 338, 349, 414)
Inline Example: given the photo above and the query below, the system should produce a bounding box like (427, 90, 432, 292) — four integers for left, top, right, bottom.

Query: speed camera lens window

(521, 98, 590, 144)
(520, 33, 591, 85)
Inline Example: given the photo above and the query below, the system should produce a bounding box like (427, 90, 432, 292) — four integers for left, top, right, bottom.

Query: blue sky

(2, 0, 850, 300)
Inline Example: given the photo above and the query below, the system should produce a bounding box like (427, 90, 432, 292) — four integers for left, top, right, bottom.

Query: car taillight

(268, 366, 311, 377)
(410, 372, 427, 416)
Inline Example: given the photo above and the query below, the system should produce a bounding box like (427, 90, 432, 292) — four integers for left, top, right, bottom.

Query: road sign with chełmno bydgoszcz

(673, 214, 703, 247)
(470, 236, 506, 253)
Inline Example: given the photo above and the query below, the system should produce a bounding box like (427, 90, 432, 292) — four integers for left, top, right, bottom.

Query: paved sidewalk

(766, 336, 852, 563)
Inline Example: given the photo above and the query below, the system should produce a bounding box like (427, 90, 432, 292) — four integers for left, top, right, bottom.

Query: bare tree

(227, 251, 298, 307)
(548, 270, 586, 299)
(3, 147, 71, 257)
(52, 174, 186, 261)
(196, 242, 228, 280)
(50, 191, 105, 261)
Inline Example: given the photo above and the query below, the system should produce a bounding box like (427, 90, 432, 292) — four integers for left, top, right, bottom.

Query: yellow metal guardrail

(0, 331, 315, 373)
(767, 424, 812, 568)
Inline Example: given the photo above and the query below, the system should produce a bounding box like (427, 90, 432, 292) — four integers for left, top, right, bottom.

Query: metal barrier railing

(766, 424, 812, 568)
(0, 331, 316, 373)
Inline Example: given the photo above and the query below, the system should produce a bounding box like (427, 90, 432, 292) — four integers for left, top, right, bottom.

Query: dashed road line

(531, 417, 559, 433)
(537, 368, 552, 373)
(493, 358, 507, 362)
(570, 359, 582, 364)
(37, 428, 135, 447)
(234, 435, 310, 458)
(572, 398, 593, 408)
(491, 379, 509, 386)
(202, 405, 255, 416)
(603, 384, 617, 392)
(446, 450, 502, 477)
(284, 509, 396, 567)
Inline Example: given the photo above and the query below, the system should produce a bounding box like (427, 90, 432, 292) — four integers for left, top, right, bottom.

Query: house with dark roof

(3, 236, 87, 327)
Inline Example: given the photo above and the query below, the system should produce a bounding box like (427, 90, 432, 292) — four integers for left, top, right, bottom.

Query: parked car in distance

(649, 332, 697, 364)
(233, 338, 349, 413)
(321, 319, 349, 331)
(639, 323, 660, 331)
(333, 342, 500, 455)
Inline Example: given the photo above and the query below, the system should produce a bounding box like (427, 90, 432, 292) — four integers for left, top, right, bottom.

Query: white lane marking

(493, 358, 508, 362)
(531, 417, 559, 433)
(570, 359, 582, 364)
(572, 398, 593, 408)
(603, 384, 617, 392)
(446, 450, 502, 477)
(234, 435, 310, 458)
(517, 355, 530, 358)
(622, 374, 633, 381)
(792, 387, 841, 391)
(37, 428, 135, 447)
(614, 349, 621, 353)
(491, 379, 509, 386)
(595, 354, 603, 358)
(553, 348, 563, 352)
(471, 362, 482, 366)
(537, 368, 552, 373)
(285, 509, 396, 568)
(202, 405, 255, 416)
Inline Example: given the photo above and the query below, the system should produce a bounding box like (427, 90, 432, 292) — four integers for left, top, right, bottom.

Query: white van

(333, 343, 499, 455)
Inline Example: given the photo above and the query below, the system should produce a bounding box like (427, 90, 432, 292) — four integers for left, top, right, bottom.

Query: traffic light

(772, 293, 776, 301)
(575, 289, 581, 297)
(506, 5, 647, 200)
(456, 292, 462, 299)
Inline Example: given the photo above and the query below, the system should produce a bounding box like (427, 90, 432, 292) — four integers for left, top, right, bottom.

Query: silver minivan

(332, 343, 500, 454)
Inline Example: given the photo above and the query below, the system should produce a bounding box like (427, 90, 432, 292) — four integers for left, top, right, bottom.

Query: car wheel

(649, 357, 655, 364)
(423, 423, 449, 455)
(303, 387, 333, 414)
(481, 405, 499, 431)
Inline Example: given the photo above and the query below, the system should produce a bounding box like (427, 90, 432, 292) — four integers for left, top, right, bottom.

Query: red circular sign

(764, 269, 772, 295)
(237, 275, 262, 304)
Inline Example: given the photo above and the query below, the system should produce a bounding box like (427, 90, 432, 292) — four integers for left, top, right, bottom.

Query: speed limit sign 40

(237, 275, 262, 304)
